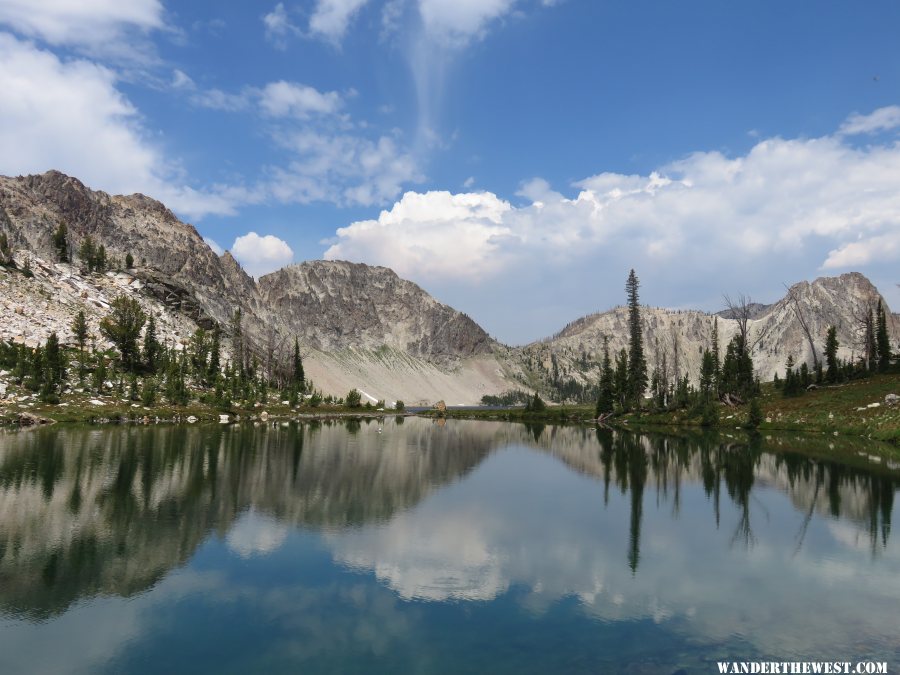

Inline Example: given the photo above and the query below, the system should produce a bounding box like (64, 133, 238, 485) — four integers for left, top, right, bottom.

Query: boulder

(885, 393, 899, 407)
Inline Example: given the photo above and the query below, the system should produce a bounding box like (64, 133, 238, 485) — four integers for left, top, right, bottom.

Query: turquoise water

(0, 419, 898, 674)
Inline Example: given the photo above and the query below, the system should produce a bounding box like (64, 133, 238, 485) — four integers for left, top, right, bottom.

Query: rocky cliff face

(515, 272, 899, 398)
(0, 171, 513, 403)
(258, 261, 492, 361)
(1, 170, 896, 404)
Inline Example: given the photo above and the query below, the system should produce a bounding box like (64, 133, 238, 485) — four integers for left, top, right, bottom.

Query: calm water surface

(0, 418, 898, 674)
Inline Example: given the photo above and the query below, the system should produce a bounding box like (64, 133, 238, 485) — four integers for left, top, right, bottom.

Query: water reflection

(0, 419, 898, 671)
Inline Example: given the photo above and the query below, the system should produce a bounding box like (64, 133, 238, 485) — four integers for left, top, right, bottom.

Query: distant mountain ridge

(0, 170, 896, 403)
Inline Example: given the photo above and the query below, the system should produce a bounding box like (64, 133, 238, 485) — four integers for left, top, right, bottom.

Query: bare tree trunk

(783, 283, 819, 370)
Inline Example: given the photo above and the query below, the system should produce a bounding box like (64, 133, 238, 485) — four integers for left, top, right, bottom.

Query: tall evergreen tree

(52, 223, 69, 262)
(614, 348, 629, 410)
(71, 310, 88, 379)
(99, 295, 146, 372)
(875, 300, 892, 372)
(44, 331, 65, 386)
(824, 325, 839, 383)
(595, 336, 615, 416)
(143, 314, 160, 373)
(625, 269, 647, 410)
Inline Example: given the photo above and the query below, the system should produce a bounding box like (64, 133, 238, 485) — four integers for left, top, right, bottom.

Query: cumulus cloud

(325, 107, 900, 341)
(326, 190, 509, 280)
(231, 231, 295, 277)
(0, 33, 240, 220)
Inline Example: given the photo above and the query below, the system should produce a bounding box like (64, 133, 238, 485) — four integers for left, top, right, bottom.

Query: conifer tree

(595, 337, 615, 416)
(292, 337, 305, 391)
(53, 223, 69, 262)
(625, 269, 647, 410)
(100, 295, 146, 372)
(44, 332, 65, 386)
(143, 314, 160, 373)
(614, 348, 628, 410)
(71, 310, 88, 379)
(699, 349, 716, 403)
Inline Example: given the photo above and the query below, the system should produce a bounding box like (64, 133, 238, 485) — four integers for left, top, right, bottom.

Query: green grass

(630, 373, 900, 443)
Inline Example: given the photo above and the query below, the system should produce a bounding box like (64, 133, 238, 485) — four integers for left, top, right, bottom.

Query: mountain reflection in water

(0, 418, 897, 673)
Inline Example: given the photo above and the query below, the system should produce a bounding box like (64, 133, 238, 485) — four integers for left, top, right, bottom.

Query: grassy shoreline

(4, 375, 900, 450)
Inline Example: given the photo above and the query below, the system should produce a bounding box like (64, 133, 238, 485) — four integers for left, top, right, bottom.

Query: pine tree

(79, 237, 96, 272)
(72, 310, 88, 379)
(53, 223, 69, 262)
(125, 252, 134, 269)
(292, 337, 305, 392)
(614, 348, 628, 410)
(699, 349, 716, 403)
(44, 332, 65, 386)
(824, 325, 839, 383)
(875, 300, 891, 372)
(143, 314, 160, 373)
(595, 336, 615, 416)
(95, 245, 107, 273)
(100, 295, 146, 372)
(625, 269, 647, 410)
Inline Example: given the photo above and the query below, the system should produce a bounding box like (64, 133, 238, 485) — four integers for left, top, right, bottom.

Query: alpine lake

(0, 417, 898, 674)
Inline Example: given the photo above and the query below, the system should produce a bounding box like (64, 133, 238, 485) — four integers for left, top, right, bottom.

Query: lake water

(0, 418, 898, 674)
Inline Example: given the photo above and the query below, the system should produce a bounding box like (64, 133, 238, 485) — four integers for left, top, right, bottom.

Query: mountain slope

(0, 171, 518, 404)
(1, 170, 896, 405)
(517, 272, 899, 398)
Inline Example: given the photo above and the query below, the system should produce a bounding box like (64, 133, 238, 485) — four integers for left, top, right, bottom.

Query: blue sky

(1, 0, 900, 343)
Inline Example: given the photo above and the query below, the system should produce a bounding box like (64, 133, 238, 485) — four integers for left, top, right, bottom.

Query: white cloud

(171, 68, 194, 90)
(462, 176, 475, 188)
(310, 0, 371, 42)
(0, 0, 165, 61)
(823, 232, 900, 269)
(262, 3, 301, 48)
(260, 81, 343, 118)
(418, 0, 519, 45)
(191, 87, 252, 112)
(0, 33, 247, 221)
(271, 130, 422, 206)
(839, 105, 900, 136)
(324, 106, 900, 341)
(325, 190, 511, 280)
(231, 231, 295, 277)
